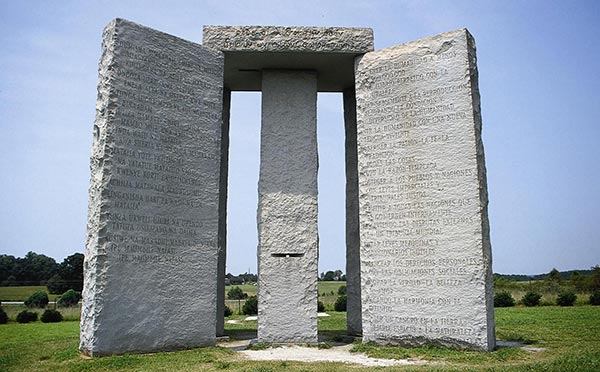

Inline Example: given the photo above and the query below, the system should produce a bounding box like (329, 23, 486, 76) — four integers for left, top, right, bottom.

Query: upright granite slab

(355, 29, 495, 350)
(81, 19, 224, 356)
(257, 70, 319, 343)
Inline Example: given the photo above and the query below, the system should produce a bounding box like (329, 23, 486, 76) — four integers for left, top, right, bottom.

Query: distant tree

(8, 252, 59, 285)
(494, 291, 515, 307)
(0, 307, 8, 324)
(238, 272, 257, 283)
(334, 295, 347, 312)
(25, 291, 49, 308)
(320, 270, 344, 281)
(522, 291, 542, 307)
(590, 291, 600, 306)
(224, 305, 233, 317)
(242, 296, 258, 315)
(317, 301, 325, 312)
(556, 291, 577, 306)
(41, 309, 62, 323)
(46, 274, 69, 294)
(546, 268, 562, 283)
(593, 265, 600, 290)
(227, 286, 247, 300)
(17, 310, 38, 323)
(57, 289, 81, 307)
(0, 255, 16, 284)
(58, 253, 84, 291)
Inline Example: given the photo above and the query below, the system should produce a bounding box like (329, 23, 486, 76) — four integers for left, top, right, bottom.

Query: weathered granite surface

(257, 70, 319, 343)
(203, 26, 373, 53)
(80, 18, 224, 356)
(355, 29, 495, 351)
(202, 26, 374, 92)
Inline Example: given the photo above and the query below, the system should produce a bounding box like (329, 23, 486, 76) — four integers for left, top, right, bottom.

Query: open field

(224, 282, 346, 313)
(1, 306, 599, 371)
(0, 286, 64, 302)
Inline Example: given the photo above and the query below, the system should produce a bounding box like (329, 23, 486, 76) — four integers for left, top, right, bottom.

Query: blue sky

(0, 1, 598, 275)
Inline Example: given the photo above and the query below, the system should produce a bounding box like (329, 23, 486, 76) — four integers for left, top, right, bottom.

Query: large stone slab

(202, 26, 373, 92)
(355, 29, 495, 351)
(257, 70, 319, 343)
(80, 18, 224, 356)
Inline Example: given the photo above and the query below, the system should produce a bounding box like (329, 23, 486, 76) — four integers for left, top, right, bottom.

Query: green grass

(1, 307, 599, 371)
(0, 286, 64, 301)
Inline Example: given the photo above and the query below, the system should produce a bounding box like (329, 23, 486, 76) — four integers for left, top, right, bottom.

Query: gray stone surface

(343, 88, 362, 336)
(257, 70, 319, 343)
(202, 26, 374, 92)
(355, 29, 495, 351)
(80, 18, 224, 356)
(203, 26, 373, 53)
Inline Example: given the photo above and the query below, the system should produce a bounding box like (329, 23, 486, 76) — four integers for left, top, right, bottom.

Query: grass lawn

(0, 286, 64, 302)
(1, 306, 599, 371)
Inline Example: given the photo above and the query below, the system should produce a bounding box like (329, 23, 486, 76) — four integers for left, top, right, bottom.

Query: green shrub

(522, 291, 542, 307)
(494, 291, 515, 307)
(224, 305, 233, 317)
(317, 300, 325, 312)
(41, 309, 63, 323)
(24, 291, 49, 308)
(338, 285, 347, 295)
(57, 289, 81, 307)
(556, 291, 577, 306)
(334, 295, 347, 312)
(0, 307, 8, 324)
(242, 296, 258, 315)
(590, 291, 600, 306)
(16, 310, 38, 323)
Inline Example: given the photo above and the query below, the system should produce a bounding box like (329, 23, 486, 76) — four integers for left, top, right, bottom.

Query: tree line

(0, 251, 83, 293)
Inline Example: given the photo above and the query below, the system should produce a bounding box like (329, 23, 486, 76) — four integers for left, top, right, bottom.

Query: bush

(24, 291, 49, 308)
(494, 291, 515, 307)
(242, 296, 258, 315)
(16, 310, 38, 323)
(224, 305, 233, 317)
(57, 289, 81, 307)
(338, 285, 347, 295)
(334, 295, 347, 312)
(317, 300, 325, 312)
(522, 291, 542, 307)
(227, 286, 247, 300)
(556, 291, 577, 306)
(590, 291, 600, 306)
(46, 274, 69, 294)
(0, 307, 8, 324)
(41, 309, 63, 323)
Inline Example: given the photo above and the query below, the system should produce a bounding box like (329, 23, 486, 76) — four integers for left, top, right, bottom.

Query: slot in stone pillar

(216, 88, 231, 337)
(257, 70, 319, 343)
(344, 87, 362, 336)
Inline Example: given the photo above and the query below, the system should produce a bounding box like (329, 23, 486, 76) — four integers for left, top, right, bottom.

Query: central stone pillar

(257, 70, 319, 343)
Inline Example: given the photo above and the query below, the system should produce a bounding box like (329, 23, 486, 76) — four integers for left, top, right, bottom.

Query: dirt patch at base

(238, 344, 426, 367)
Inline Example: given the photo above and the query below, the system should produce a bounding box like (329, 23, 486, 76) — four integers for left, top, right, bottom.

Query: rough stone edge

(202, 25, 374, 53)
(79, 19, 120, 357)
(465, 29, 496, 351)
